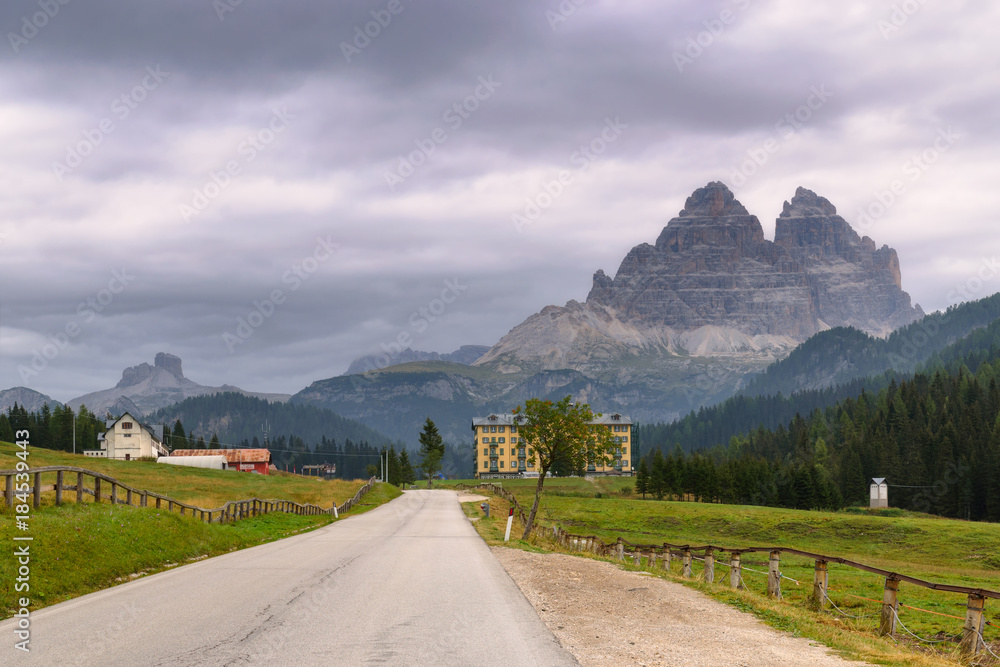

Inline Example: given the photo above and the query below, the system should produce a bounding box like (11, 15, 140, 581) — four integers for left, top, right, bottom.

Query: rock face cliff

(68, 353, 291, 416)
(476, 183, 922, 374)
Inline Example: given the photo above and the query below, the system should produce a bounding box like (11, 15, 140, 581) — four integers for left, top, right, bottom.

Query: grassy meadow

(453, 476, 1000, 666)
(0, 442, 401, 617)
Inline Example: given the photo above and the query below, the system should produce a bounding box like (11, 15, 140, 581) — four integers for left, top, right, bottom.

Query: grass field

(0, 441, 370, 509)
(451, 476, 1000, 666)
(0, 442, 402, 618)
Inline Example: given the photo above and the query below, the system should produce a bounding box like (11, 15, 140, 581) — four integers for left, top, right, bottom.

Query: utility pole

(261, 419, 270, 448)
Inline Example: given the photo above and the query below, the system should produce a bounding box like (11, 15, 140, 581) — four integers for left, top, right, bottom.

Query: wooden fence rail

(464, 482, 997, 658)
(2, 466, 378, 525)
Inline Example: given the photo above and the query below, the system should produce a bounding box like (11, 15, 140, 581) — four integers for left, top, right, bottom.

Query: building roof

(100, 411, 165, 443)
(471, 411, 632, 428)
(170, 448, 271, 464)
(471, 413, 524, 427)
(590, 412, 633, 425)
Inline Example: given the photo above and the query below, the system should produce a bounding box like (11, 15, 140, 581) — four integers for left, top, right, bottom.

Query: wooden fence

(2, 466, 378, 524)
(464, 482, 998, 659)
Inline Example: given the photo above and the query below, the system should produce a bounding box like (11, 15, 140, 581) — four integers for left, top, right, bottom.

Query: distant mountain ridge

(346, 345, 490, 374)
(0, 387, 62, 413)
(296, 182, 927, 446)
(150, 392, 393, 449)
(67, 352, 291, 416)
(639, 292, 1000, 455)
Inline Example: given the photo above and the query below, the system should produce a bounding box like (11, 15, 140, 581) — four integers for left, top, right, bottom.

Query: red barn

(170, 449, 271, 475)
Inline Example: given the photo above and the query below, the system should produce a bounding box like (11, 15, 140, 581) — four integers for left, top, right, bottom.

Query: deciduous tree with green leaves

(418, 418, 445, 488)
(514, 396, 615, 539)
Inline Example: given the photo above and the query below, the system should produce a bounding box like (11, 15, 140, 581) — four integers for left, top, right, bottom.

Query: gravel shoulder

(492, 547, 873, 667)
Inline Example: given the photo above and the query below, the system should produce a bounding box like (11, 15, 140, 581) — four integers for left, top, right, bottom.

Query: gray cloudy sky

(1, 0, 998, 402)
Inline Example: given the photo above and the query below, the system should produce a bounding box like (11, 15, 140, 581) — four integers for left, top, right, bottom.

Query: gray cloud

(2, 0, 999, 401)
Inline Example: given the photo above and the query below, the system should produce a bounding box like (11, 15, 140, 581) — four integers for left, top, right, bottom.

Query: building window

(499, 437, 505, 444)
(122, 422, 133, 429)
(499, 448, 504, 455)
(491, 426, 497, 433)
(483, 461, 488, 469)
(498, 426, 505, 433)
(622, 447, 627, 455)
(123, 433, 132, 438)
(511, 426, 517, 433)
(511, 461, 516, 468)
(622, 436, 628, 443)
(500, 461, 504, 468)
(483, 448, 487, 455)
(528, 462, 534, 468)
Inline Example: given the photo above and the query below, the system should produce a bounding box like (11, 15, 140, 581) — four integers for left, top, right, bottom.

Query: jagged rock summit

(476, 182, 922, 374)
(68, 353, 291, 416)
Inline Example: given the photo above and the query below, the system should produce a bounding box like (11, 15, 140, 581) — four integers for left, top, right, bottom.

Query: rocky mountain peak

(779, 186, 838, 218)
(490, 181, 922, 373)
(678, 181, 749, 218)
(155, 352, 184, 378)
(653, 183, 765, 254)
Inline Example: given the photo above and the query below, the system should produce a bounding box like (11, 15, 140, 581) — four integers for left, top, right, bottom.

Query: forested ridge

(636, 315, 1000, 521)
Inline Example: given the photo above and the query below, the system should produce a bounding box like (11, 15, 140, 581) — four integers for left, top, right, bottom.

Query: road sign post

(504, 507, 514, 542)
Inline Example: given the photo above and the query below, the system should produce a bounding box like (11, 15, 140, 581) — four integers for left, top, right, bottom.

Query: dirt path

(493, 547, 872, 667)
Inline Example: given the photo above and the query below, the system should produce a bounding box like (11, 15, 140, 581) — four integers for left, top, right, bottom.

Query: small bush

(619, 485, 633, 497)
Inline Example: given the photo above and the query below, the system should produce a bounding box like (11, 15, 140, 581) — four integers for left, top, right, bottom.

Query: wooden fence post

(4, 474, 11, 507)
(682, 549, 693, 578)
(94, 477, 101, 504)
(126, 489, 133, 506)
(33, 472, 41, 508)
(730, 552, 742, 589)
(879, 578, 900, 637)
(959, 594, 986, 656)
(812, 560, 828, 610)
(663, 546, 672, 572)
(767, 551, 782, 600)
(77, 472, 83, 503)
(704, 548, 715, 583)
(55, 470, 63, 506)
(110, 482, 118, 506)
(633, 551, 642, 566)
(156, 497, 161, 509)
(616, 538, 625, 561)
(141, 492, 147, 508)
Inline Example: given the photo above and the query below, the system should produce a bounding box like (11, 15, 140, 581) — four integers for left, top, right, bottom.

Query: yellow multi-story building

(471, 412, 634, 479)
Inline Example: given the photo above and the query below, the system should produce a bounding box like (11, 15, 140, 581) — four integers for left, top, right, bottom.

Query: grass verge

(460, 484, 1000, 667)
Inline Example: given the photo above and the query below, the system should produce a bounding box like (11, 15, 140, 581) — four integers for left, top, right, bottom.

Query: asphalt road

(2, 490, 578, 666)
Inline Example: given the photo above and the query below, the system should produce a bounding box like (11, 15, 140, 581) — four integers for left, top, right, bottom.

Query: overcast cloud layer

(1, 0, 998, 401)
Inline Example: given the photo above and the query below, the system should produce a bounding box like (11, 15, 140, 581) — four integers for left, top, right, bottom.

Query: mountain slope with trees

(636, 315, 1000, 521)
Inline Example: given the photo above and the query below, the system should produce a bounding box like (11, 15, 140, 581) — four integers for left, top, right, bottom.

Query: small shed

(158, 455, 228, 470)
(870, 477, 888, 509)
(170, 449, 272, 474)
